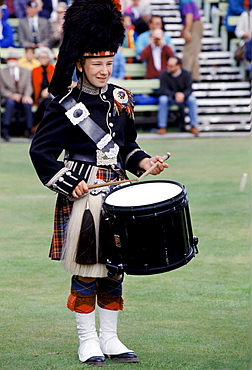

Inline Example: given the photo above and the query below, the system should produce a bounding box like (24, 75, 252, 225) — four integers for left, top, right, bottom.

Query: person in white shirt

(235, 7, 252, 77)
(140, 28, 174, 79)
(235, 8, 252, 40)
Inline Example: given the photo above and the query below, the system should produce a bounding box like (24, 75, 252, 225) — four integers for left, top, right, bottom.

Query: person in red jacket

(32, 46, 55, 104)
(32, 46, 55, 130)
(140, 28, 174, 79)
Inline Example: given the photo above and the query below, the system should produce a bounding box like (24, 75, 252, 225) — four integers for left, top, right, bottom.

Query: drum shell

(102, 181, 196, 275)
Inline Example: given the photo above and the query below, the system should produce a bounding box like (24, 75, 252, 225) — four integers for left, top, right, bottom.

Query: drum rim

(106, 246, 197, 276)
(104, 180, 186, 211)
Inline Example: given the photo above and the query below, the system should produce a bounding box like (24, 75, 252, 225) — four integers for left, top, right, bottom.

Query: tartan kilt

(49, 168, 119, 260)
(49, 194, 73, 260)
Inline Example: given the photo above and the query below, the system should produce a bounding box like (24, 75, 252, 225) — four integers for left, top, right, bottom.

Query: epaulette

(110, 83, 135, 118)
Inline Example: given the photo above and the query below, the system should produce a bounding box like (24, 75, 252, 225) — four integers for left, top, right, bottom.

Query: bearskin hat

(49, 0, 125, 96)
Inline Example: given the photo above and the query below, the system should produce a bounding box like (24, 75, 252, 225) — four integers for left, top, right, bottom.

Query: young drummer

(30, 0, 168, 366)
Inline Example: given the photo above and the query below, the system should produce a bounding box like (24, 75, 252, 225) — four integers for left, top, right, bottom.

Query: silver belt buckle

(96, 149, 117, 166)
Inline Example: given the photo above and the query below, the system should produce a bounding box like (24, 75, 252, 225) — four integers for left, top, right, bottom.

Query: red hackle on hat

(111, 0, 122, 11)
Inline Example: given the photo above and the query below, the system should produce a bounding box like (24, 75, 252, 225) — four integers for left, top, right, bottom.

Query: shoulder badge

(112, 86, 134, 118)
(113, 88, 128, 104)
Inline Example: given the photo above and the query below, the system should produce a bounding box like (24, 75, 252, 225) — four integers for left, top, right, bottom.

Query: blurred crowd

(0, 0, 251, 140)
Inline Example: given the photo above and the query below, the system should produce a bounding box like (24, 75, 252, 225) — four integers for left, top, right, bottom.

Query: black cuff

(126, 150, 151, 176)
(50, 170, 83, 197)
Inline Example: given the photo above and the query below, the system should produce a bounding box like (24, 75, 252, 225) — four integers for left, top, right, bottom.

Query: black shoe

(2, 128, 10, 142)
(2, 133, 10, 142)
(106, 352, 139, 363)
(84, 356, 106, 366)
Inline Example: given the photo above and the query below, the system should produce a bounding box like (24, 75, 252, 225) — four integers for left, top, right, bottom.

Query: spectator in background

(235, 5, 252, 78)
(39, 0, 68, 20)
(225, 0, 252, 49)
(18, 46, 41, 70)
(5, 0, 15, 17)
(178, 0, 203, 82)
(13, 0, 29, 18)
(140, 28, 174, 79)
(0, 5, 16, 48)
(0, 48, 33, 141)
(124, 0, 151, 23)
(49, 1, 67, 48)
(235, 5, 252, 40)
(124, 0, 140, 22)
(32, 46, 55, 129)
(120, 0, 150, 13)
(135, 15, 174, 55)
(109, 47, 126, 82)
(132, 7, 151, 35)
(156, 56, 199, 136)
(18, 0, 51, 48)
(120, 0, 129, 11)
(122, 14, 137, 48)
(0, 2, 10, 19)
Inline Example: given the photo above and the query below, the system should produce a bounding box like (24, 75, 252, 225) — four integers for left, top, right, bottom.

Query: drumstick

(88, 152, 171, 190)
(137, 152, 171, 181)
(88, 178, 138, 189)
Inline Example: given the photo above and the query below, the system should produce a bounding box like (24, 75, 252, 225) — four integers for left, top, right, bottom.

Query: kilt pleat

(49, 194, 73, 260)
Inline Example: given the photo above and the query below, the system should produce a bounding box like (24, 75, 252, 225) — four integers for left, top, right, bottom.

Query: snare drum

(103, 180, 198, 275)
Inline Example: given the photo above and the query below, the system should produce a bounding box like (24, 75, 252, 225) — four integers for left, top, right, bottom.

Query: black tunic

(30, 82, 150, 196)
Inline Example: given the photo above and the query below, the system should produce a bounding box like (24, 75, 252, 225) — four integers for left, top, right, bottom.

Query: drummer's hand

(72, 180, 89, 198)
(139, 156, 169, 175)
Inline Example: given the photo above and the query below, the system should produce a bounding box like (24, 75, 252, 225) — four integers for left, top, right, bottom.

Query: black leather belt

(65, 151, 124, 171)
(65, 152, 96, 163)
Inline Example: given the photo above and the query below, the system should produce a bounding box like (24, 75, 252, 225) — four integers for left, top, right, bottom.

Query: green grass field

(0, 136, 251, 370)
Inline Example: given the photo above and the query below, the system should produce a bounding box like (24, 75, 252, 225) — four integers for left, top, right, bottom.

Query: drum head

(105, 181, 183, 207)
